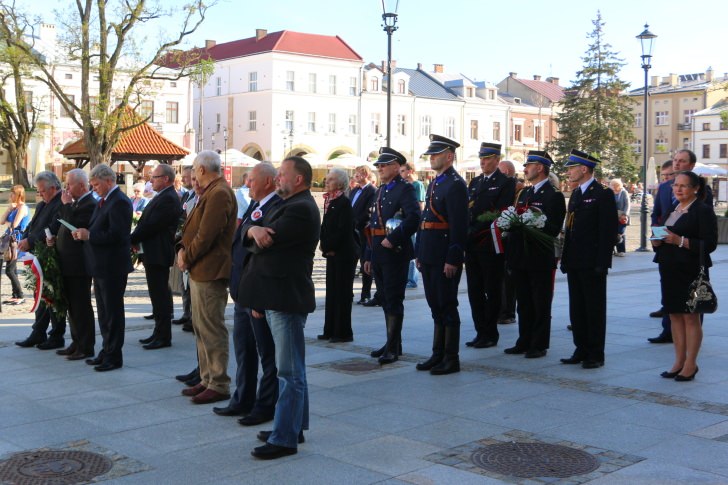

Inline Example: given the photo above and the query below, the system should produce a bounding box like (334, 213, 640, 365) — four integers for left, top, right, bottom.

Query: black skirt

(659, 262, 701, 314)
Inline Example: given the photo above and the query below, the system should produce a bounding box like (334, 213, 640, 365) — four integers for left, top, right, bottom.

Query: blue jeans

(407, 260, 418, 287)
(265, 310, 309, 448)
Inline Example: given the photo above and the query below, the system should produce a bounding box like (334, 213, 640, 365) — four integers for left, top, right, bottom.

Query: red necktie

(99, 198, 105, 208)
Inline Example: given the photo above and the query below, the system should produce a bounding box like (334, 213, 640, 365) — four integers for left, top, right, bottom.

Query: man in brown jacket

(177, 150, 237, 404)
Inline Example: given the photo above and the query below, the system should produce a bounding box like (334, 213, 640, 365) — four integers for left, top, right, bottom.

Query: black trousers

(94, 273, 128, 366)
(323, 255, 357, 339)
(567, 269, 607, 362)
(465, 251, 504, 341)
(500, 266, 517, 320)
(4, 258, 24, 298)
(31, 303, 66, 340)
(145, 263, 173, 341)
(371, 259, 408, 316)
(64, 275, 95, 355)
(420, 262, 463, 327)
(512, 268, 553, 352)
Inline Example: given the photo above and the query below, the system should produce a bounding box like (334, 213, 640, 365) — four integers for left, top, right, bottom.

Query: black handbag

(686, 241, 718, 314)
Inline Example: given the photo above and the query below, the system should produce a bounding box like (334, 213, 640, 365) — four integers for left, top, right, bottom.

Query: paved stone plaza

(1, 245, 727, 484)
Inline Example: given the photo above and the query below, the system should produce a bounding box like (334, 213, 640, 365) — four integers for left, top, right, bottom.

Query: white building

(692, 99, 728, 172)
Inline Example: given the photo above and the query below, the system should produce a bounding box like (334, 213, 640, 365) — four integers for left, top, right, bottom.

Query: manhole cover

(471, 442, 600, 478)
(0, 450, 114, 484)
(330, 359, 381, 373)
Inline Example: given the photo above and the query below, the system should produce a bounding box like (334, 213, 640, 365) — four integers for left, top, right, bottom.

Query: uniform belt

(369, 228, 386, 236)
(420, 221, 450, 230)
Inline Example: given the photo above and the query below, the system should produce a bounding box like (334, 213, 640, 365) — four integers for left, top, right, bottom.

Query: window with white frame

(683, 137, 691, 150)
(655, 111, 669, 126)
(23, 91, 33, 112)
(470, 120, 478, 140)
(166, 101, 179, 123)
(249, 111, 257, 131)
(216, 76, 221, 96)
(215, 113, 221, 133)
(370, 76, 379, 92)
(445, 117, 456, 138)
(633, 139, 641, 153)
(61, 94, 74, 117)
(655, 137, 668, 153)
(702, 122, 711, 131)
(89, 96, 99, 119)
(397, 114, 406, 135)
(309, 73, 317, 93)
(683, 109, 696, 124)
(329, 75, 337, 95)
(286, 71, 295, 91)
(249, 72, 258, 92)
(348, 114, 357, 134)
(534, 125, 542, 144)
(493, 121, 501, 141)
(634, 112, 642, 128)
(702, 144, 710, 158)
(349, 77, 357, 96)
(420, 115, 431, 136)
(285, 110, 294, 132)
(371, 113, 381, 134)
(308, 112, 316, 132)
(397, 79, 405, 94)
(328, 113, 336, 133)
(140, 100, 154, 122)
(514, 124, 523, 142)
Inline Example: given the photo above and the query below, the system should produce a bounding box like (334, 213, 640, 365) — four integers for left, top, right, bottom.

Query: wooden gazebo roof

(60, 110, 189, 164)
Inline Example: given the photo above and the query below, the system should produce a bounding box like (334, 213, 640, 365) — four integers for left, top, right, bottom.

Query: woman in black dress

(319, 169, 359, 342)
(652, 171, 717, 381)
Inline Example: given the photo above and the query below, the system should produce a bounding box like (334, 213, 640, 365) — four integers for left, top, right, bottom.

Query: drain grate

(0, 450, 113, 485)
(330, 359, 382, 373)
(471, 441, 600, 478)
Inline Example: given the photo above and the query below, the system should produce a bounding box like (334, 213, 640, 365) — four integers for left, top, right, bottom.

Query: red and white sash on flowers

(18, 253, 43, 312)
(491, 221, 504, 254)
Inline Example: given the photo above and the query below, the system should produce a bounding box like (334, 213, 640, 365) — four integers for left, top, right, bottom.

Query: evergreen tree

(547, 11, 637, 182)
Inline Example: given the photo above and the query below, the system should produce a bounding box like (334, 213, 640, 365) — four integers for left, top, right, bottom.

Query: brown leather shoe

(191, 388, 230, 405)
(67, 351, 94, 361)
(181, 383, 206, 397)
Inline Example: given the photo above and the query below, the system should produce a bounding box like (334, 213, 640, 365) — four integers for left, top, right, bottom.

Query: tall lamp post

(637, 24, 656, 252)
(223, 127, 228, 165)
(381, 0, 399, 146)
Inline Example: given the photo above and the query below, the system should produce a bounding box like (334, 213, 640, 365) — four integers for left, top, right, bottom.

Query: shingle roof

(202, 30, 362, 62)
(389, 68, 459, 100)
(60, 109, 189, 161)
(693, 99, 728, 117)
(511, 78, 565, 103)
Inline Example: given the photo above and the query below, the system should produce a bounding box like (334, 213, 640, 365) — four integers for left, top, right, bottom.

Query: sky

(29, 0, 728, 90)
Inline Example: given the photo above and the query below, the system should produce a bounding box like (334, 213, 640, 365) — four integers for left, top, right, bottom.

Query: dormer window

(466, 87, 474, 97)
(398, 79, 406, 94)
(371, 77, 379, 92)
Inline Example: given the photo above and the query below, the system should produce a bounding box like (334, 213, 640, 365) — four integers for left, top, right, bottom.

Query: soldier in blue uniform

(560, 149, 618, 369)
(363, 147, 421, 365)
(504, 150, 566, 358)
(415, 134, 468, 375)
(464, 142, 516, 349)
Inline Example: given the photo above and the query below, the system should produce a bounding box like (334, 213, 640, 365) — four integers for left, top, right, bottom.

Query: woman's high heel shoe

(675, 367, 699, 382)
(661, 368, 683, 378)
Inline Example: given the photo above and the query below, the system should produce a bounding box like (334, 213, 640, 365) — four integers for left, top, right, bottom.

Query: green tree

(547, 11, 637, 181)
(1, 0, 214, 168)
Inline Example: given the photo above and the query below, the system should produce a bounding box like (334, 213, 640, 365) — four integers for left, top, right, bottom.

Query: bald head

(498, 160, 516, 178)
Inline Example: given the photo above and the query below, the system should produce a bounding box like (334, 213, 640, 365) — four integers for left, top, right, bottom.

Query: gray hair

(35, 170, 61, 189)
(67, 168, 88, 185)
(195, 150, 221, 174)
(548, 172, 560, 190)
(254, 162, 277, 180)
(89, 163, 116, 182)
(182, 165, 193, 173)
(132, 182, 145, 192)
(327, 168, 348, 191)
(610, 178, 624, 190)
(156, 163, 176, 181)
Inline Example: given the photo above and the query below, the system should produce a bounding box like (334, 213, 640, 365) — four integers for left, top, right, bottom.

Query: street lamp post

(223, 127, 228, 165)
(637, 24, 656, 252)
(381, 0, 399, 146)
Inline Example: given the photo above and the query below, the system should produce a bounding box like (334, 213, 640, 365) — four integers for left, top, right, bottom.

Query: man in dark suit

(504, 151, 566, 358)
(464, 142, 516, 349)
(73, 164, 133, 372)
(363, 148, 421, 365)
(239, 156, 320, 460)
(648, 149, 712, 343)
(213, 162, 280, 425)
(350, 165, 376, 304)
(132, 163, 183, 350)
(15, 171, 66, 349)
(415, 134, 468, 375)
(50, 169, 96, 360)
(560, 150, 618, 369)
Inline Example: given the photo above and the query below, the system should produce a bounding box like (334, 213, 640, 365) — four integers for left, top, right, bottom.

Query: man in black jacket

(132, 163, 183, 349)
(15, 171, 65, 349)
(560, 150, 618, 369)
(350, 165, 376, 304)
(50, 169, 96, 360)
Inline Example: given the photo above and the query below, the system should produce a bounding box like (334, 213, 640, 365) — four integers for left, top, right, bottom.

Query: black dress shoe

(175, 369, 199, 382)
(37, 339, 65, 350)
(472, 339, 497, 349)
(143, 340, 171, 350)
(185, 376, 202, 387)
(56, 346, 77, 356)
(257, 430, 305, 444)
(504, 346, 526, 355)
(356, 297, 369, 305)
(648, 334, 673, 344)
(361, 298, 381, 307)
(649, 309, 664, 318)
(674, 367, 698, 382)
(182, 322, 194, 332)
(86, 356, 103, 366)
(329, 337, 353, 343)
(251, 443, 297, 460)
(172, 317, 190, 325)
(525, 349, 547, 359)
(661, 368, 683, 378)
(94, 362, 122, 372)
(581, 360, 604, 369)
(560, 355, 583, 365)
(143, 314, 155, 320)
(213, 406, 245, 416)
(316, 334, 330, 340)
(238, 413, 274, 426)
(15, 335, 46, 348)
(139, 335, 155, 344)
